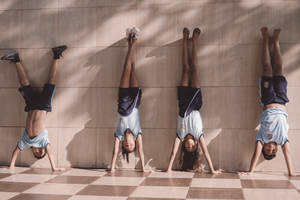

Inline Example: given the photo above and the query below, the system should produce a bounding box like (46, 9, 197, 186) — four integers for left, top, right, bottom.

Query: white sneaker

(131, 27, 140, 39)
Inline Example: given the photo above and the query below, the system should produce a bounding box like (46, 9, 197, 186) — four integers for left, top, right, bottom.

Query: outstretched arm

(248, 141, 263, 173)
(166, 136, 181, 172)
(46, 144, 65, 172)
(9, 146, 21, 172)
(110, 137, 120, 172)
(282, 142, 300, 176)
(199, 136, 220, 174)
(136, 134, 145, 172)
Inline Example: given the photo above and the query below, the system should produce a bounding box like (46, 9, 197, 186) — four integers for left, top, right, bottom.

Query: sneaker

(52, 45, 68, 59)
(1, 51, 20, 63)
(131, 27, 140, 40)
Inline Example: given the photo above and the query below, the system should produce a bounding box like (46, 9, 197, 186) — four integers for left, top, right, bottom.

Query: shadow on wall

(0, 1, 300, 170)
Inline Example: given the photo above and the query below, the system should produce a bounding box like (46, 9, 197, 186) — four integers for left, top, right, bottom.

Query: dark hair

(262, 148, 276, 160)
(179, 141, 201, 171)
(121, 144, 136, 163)
(32, 148, 46, 160)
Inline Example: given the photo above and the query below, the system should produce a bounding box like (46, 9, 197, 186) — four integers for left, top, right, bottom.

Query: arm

(136, 134, 145, 172)
(166, 136, 181, 172)
(248, 141, 263, 173)
(46, 144, 65, 172)
(199, 136, 219, 174)
(282, 142, 294, 176)
(9, 146, 21, 172)
(110, 137, 120, 172)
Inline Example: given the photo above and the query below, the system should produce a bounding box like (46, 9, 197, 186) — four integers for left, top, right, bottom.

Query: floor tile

(239, 172, 288, 180)
(69, 196, 127, 200)
(194, 173, 239, 179)
(243, 189, 300, 200)
(0, 173, 12, 180)
(61, 168, 106, 177)
(105, 170, 150, 177)
(46, 176, 99, 184)
(130, 186, 188, 199)
(92, 177, 145, 186)
(1, 174, 56, 183)
(129, 198, 184, 200)
(0, 192, 19, 200)
(23, 183, 86, 195)
(141, 178, 191, 187)
(0, 167, 28, 174)
(187, 188, 244, 199)
(0, 182, 37, 192)
(241, 180, 295, 189)
(148, 171, 194, 178)
(290, 180, 300, 190)
(76, 185, 136, 196)
(9, 193, 71, 200)
(191, 178, 242, 188)
(21, 168, 67, 175)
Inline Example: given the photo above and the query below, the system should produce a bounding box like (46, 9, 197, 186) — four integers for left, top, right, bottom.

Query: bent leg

(16, 62, 30, 87)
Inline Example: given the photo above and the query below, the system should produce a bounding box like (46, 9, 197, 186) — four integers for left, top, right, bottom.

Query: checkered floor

(0, 167, 300, 200)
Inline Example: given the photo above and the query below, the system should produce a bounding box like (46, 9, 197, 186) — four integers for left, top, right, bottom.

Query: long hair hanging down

(179, 142, 201, 171)
(121, 144, 136, 163)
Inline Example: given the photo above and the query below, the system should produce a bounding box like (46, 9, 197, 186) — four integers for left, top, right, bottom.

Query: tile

(56, 47, 99, 87)
(19, 9, 58, 48)
(0, 174, 11, 180)
(239, 172, 288, 180)
(59, 0, 96, 8)
(129, 198, 183, 200)
(1, 174, 56, 183)
(191, 178, 242, 188)
(58, 128, 98, 168)
(104, 170, 150, 177)
(17, 0, 58, 9)
(130, 186, 188, 199)
(77, 185, 136, 196)
(290, 180, 300, 190)
(0, 182, 37, 192)
(92, 176, 144, 186)
(23, 183, 85, 195)
(243, 188, 300, 200)
(47, 176, 99, 184)
(61, 168, 106, 177)
(286, 87, 300, 129)
(0, 10, 21, 48)
(58, 7, 97, 47)
(0, 50, 19, 87)
(0, 167, 28, 174)
(21, 168, 66, 175)
(96, 6, 137, 47)
(241, 180, 295, 189)
(141, 177, 191, 187)
(0, 192, 19, 200)
(283, 44, 300, 87)
(149, 171, 194, 178)
(9, 193, 70, 200)
(69, 196, 127, 200)
(187, 188, 244, 199)
(135, 46, 181, 87)
(194, 173, 239, 179)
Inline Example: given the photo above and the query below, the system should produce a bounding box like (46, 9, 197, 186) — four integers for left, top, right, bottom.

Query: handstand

(1, 45, 67, 172)
(166, 28, 220, 174)
(110, 27, 146, 172)
(242, 27, 299, 176)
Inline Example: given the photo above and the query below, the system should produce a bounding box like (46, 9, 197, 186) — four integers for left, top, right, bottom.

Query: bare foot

(260, 27, 269, 39)
(273, 28, 281, 41)
(183, 27, 190, 40)
(192, 28, 201, 41)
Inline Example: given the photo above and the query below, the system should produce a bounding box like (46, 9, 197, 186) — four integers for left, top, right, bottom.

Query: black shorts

(118, 87, 142, 116)
(19, 84, 56, 112)
(178, 86, 202, 118)
(260, 76, 289, 106)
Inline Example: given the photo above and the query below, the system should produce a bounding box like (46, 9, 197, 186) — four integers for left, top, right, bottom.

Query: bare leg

(130, 39, 138, 87)
(48, 59, 59, 84)
(261, 27, 273, 77)
(15, 62, 30, 86)
(272, 29, 283, 76)
(119, 38, 136, 88)
(180, 28, 190, 87)
(190, 28, 201, 88)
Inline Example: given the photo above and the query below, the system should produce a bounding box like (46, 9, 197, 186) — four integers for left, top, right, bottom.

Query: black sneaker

(52, 45, 67, 59)
(1, 51, 20, 63)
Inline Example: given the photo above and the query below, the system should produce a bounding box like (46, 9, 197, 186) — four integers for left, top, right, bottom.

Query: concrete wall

(0, 0, 300, 172)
